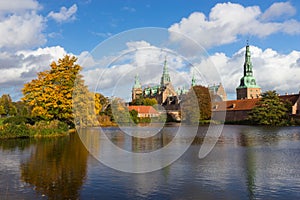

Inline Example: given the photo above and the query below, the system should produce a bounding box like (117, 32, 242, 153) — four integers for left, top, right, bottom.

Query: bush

(31, 120, 69, 136)
(0, 123, 32, 139)
(0, 119, 69, 139)
(3, 116, 35, 125)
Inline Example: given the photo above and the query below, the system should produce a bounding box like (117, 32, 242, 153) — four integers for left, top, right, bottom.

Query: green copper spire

(244, 45, 253, 77)
(191, 73, 196, 87)
(161, 57, 171, 86)
(237, 45, 260, 89)
(133, 74, 141, 89)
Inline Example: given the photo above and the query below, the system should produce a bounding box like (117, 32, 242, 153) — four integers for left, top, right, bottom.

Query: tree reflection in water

(20, 133, 88, 199)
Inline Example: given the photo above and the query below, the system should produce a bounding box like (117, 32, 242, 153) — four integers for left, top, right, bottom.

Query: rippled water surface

(0, 125, 300, 199)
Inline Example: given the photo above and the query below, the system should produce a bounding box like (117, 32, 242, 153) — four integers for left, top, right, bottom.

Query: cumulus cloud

(261, 2, 296, 21)
(0, 46, 67, 100)
(48, 4, 78, 23)
(0, 0, 46, 50)
(79, 40, 194, 100)
(207, 46, 300, 98)
(169, 2, 300, 50)
(0, 0, 40, 14)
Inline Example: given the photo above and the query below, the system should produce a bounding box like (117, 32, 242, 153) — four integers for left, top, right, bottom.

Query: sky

(1, 0, 300, 101)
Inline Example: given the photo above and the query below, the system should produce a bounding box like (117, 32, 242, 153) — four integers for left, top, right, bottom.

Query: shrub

(3, 116, 35, 125)
(0, 123, 31, 139)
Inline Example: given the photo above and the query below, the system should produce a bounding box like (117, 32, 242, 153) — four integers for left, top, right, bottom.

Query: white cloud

(48, 4, 77, 23)
(0, 0, 46, 50)
(0, 0, 40, 14)
(206, 46, 300, 98)
(0, 46, 67, 100)
(261, 2, 296, 21)
(80, 41, 193, 100)
(168, 2, 300, 50)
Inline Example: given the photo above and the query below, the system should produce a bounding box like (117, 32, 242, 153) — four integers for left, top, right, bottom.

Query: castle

(131, 58, 227, 109)
(213, 44, 300, 121)
(130, 44, 300, 123)
(132, 58, 185, 110)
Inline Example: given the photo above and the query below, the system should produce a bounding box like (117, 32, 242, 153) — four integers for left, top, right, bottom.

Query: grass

(0, 119, 70, 139)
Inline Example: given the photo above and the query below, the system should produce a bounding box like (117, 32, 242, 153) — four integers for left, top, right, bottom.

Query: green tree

(94, 93, 108, 115)
(0, 94, 17, 116)
(182, 85, 211, 123)
(143, 98, 158, 106)
(22, 55, 90, 125)
(130, 97, 158, 106)
(0, 105, 5, 116)
(111, 98, 131, 123)
(248, 90, 289, 125)
(13, 101, 30, 116)
(131, 97, 144, 105)
(129, 109, 139, 124)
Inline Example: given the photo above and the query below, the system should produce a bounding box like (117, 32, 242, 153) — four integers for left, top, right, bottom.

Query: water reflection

(0, 125, 300, 199)
(0, 138, 32, 151)
(20, 134, 88, 199)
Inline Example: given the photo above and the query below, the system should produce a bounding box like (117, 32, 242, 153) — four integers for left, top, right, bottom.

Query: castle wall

(213, 110, 250, 122)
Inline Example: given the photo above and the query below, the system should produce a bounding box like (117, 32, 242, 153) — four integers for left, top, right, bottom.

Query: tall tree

(22, 55, 89, 125)
(182, 85, 211, 123)
(0, 94, 17, 116)
(248, 90, 289, 125)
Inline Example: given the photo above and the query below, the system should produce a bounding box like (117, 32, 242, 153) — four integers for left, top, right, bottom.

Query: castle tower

(160, 57, 171, 86)
(132, 74, 143, 101)
(191, 73, 196, 87)
(236, 45, 261, 99)
(158, 57, 177, 104)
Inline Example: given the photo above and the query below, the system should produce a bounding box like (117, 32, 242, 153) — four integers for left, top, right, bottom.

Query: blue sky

(1, 0, 300, 100)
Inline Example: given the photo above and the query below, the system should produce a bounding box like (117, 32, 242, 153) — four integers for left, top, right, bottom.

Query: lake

(0, 125, 300, 199)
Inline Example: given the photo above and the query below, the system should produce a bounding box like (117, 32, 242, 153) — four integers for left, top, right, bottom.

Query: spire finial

(161, 56, 171, 86)
(191, 71, 196, 87)
(133, 73, 141, 88)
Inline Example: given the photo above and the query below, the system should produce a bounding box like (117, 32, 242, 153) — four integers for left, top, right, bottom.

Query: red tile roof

(213, 94, 300, 112)
(213, 99, 259, 112)
(128, 106, 159, 114)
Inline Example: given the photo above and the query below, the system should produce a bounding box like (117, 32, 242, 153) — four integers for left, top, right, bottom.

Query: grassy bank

(0, 119, 69, 139)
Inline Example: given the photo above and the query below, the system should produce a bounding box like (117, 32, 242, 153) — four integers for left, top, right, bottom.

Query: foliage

(0, 120, 69, 139)
(3, 116, 35, 125)
(111, 98, 132, 123)
(31, 120, 69, 136)
(72, 81, 99, 127)
(13, 101, 31, 116)
(0, 94, 17, 116)
(131, 97, 158, 106)
(0, 123, 32, 139)
(22, 55, 84, 125)
(182, 85, 211, 123)
(94, 93, 109, 115)
(129, 109, 139, 124)
(96, 115, 116, 127)
(22, 55, 95, 125)
(248, 90, 290, 126)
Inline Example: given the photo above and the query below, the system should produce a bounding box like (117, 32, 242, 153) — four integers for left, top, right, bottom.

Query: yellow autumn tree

(22, 55, 89, 125)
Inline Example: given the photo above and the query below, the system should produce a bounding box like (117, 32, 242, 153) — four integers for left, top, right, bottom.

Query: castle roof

(128, 106, 159, 115)
(213, 94, 300, 112)
(213, 98, 259, 112)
